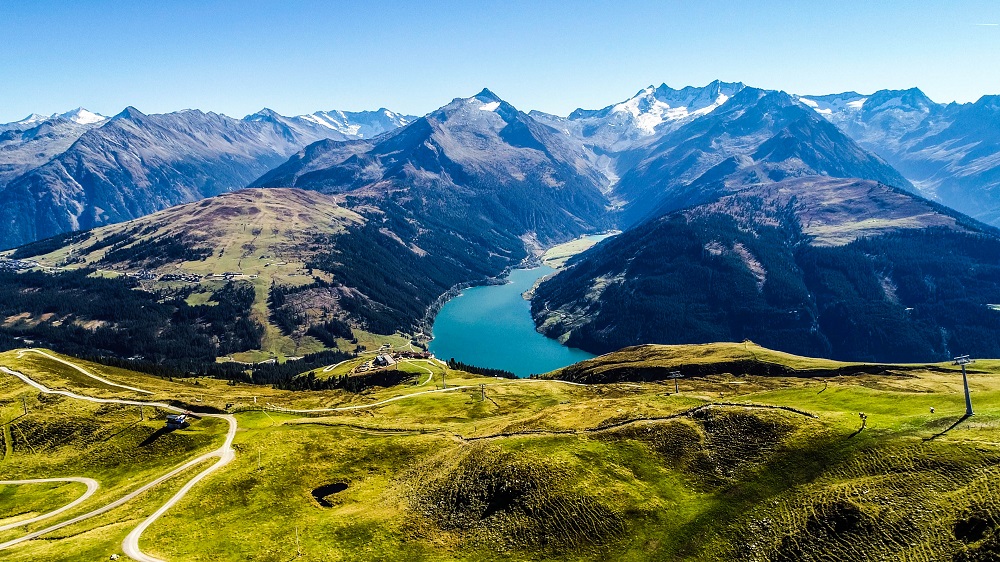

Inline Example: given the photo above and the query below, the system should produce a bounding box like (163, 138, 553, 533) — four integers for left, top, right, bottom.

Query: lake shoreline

(426, 233, 616, 377)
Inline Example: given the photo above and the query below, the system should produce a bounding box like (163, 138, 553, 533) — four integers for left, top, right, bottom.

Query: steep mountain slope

(532, 176, 1000, 362)
(612, 88, 912, 226)
(253, 88, 614, 245)
(800, 88, 1000, 225)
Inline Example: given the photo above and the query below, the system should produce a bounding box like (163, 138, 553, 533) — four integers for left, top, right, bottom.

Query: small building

(373, 354, 396, 368)
(165, 414, 188, 429)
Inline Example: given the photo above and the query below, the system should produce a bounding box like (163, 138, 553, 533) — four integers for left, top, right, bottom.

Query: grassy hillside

(546, 341, 952, 384)
(0, 188, 530, 365)
(2, 345, 1000, 560)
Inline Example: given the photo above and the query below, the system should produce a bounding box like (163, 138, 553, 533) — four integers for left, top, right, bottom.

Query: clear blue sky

(2, 0, 999, 122)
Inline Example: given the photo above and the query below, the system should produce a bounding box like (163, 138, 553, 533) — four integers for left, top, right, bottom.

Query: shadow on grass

(923, 415, 972, 442)
(102, 420, 141, 442)
(139, 426, 175, 447)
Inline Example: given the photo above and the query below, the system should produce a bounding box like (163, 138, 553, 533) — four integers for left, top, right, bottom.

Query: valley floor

(1, 346, 1000, 560)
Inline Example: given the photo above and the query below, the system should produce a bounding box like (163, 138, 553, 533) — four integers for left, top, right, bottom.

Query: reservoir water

(429, 265, 596, 377)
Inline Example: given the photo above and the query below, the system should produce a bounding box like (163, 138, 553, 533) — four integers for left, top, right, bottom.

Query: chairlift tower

(667, 371, 684, 394)
(953, 355, 975, 417)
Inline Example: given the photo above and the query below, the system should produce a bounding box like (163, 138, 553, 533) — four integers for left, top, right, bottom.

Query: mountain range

(5, 82, 1000, 251)
(3, 81, 1000, 365)
(797, 88, 1000, 224)
(0, 106, 414, 249)
(252, 88, 613, 245)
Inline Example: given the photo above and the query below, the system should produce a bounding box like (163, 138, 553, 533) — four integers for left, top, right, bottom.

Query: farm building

(373, 354, 396, 368)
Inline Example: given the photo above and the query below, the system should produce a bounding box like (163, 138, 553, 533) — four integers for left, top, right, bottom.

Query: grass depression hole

(312, 482, 348, 507)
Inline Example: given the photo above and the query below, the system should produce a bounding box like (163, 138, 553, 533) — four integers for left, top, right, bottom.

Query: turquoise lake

(429, 265, 596, 377)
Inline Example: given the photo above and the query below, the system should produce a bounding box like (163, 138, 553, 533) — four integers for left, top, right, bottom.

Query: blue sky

(2, 0, 999, 122)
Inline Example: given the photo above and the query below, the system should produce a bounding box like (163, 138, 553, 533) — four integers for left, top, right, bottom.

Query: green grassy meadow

(2, 346, 1000, 560)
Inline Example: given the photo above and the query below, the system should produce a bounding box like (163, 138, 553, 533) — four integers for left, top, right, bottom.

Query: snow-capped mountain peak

(295, 108, 414, 138)
(11, 113, 49, 127)
(3, 109, 107, 130)
(609, 82, 741, 134)
(863, 88, 935, 113)
(58, 108, 107, 125)
(578, 81, 744, 132)
(796, 92, 867, 116)
(538, 80, 748, 152)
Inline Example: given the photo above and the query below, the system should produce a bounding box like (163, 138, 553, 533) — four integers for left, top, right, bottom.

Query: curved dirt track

(17, 348, 154, 395)
(0, 351, 589, 559)
(0, 477, 99, 533)
(0, 363, 235, 562)
(121, 415, 237, 562)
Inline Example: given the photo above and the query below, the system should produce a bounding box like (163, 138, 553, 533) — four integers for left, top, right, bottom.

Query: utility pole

(480, 384, 486, 402)
(139, 406, 144, 421)
(21, 397, 27, 415)
(667, 371, 683, 394)
(954, 355, 975, 417)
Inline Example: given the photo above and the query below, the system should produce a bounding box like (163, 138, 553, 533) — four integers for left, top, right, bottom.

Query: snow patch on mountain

(2, 109, 107, 130)
(11, 114, 49, 127)
(298, 108, 414, 138)
(796, 93, 867, 116)
(59, 108, 107, 125)
(607, 83, 741, 134)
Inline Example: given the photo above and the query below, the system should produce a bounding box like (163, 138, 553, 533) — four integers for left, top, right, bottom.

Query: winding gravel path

(0, 350, 589, 559)
(16, 348, 154, 395)
(0, 477, 99, 533)
(121, 415, 237, 562)
(0, 364, 235, 562)
(403, 359, 436, 386)
(321, 359, 353, 373)
(267, 385, 473, 413)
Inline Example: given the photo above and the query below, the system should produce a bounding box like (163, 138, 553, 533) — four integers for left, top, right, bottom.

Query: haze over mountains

(3, 80, 1000, 365)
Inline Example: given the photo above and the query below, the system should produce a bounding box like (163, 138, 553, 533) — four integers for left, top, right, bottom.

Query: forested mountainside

(532, 177, 1000, 362)
(0, 188, 526, 365)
